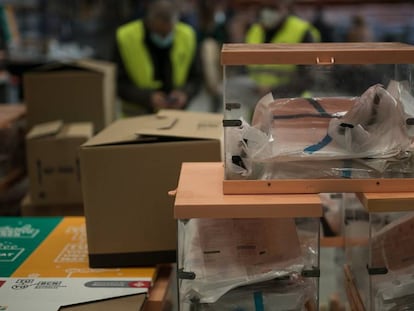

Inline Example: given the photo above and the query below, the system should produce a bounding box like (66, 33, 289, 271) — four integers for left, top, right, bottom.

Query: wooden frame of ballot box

(173, 162, 323, 311)
(221, 42, 414, 194)
(344, 192, 414, 311)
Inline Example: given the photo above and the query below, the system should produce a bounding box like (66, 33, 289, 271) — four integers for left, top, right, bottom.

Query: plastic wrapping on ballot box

(226, 82, 414, 180)
(197, 275, 316, 311)
(178, 217, 320, 308)
(221, 43, 414, 192)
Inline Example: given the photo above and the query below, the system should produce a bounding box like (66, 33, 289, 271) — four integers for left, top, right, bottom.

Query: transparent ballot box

(221, 43, 414, 194)
(173, 162, 322, 311)
(344, 192, 414, 311)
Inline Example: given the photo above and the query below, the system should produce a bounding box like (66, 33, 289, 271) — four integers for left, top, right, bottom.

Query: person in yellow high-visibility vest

(245, 0, 320, 98)
(115, 0, 200, 116)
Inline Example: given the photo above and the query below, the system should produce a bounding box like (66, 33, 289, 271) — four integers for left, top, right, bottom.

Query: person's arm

(114, 43, 154, 109)
(302, 29, 316, 43)
(170, 45, 202, 109)
(181, 46, 202, 104)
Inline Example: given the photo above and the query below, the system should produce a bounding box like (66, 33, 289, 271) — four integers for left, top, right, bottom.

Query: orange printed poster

(11, 217, 155, 278)
(0, 217, 157, 311)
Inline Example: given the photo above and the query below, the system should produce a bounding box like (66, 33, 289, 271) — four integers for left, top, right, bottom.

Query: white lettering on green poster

(0, 217, 63, 277)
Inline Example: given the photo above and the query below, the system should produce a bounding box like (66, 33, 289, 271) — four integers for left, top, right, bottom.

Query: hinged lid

(221, 42, 414, 65)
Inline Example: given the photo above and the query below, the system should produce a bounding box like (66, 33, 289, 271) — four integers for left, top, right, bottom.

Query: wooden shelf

(231, 0, 412, 6)
(173, 162, 322, 219)
(296, 0, 412, 4)
(223, 177, 414, 195)
(356, 192, 414, 213)
(221, 42, 414, 65)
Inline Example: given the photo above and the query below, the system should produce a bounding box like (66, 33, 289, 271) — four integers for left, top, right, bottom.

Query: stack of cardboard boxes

(22, 59, 116, 216)
(21, 58, 223, 270)
(23, 120, 93, 215)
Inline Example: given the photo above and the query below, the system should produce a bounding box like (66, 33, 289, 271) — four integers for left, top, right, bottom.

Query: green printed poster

(0, 217, 62, 277)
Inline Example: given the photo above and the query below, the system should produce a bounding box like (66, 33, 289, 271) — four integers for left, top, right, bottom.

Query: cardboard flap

(29, 62, 88, 73)
(27, 120, 64, 139)
(82, 116, 158, 147)
(27, 59, 112, 74)
(136, 110, 223, 140)
(75, 59, 115, 75)
(83, 110, 222, 147)
(62, 122, 94, 139)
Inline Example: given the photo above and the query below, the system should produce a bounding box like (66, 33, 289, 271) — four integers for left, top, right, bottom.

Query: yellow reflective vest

(245, 16, 320, 88)
(116, 20, 196, 90)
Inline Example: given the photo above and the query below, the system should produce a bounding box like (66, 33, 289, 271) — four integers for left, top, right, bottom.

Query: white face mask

(150, 31, 174, 48)
(260, 8, 283, 29)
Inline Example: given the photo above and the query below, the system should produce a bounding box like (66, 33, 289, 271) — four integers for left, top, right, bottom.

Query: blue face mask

(150, 31, 174, 48)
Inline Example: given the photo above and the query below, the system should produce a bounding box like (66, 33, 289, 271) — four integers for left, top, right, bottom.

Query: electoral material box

(23, 59, 116, 132)
(173, 163, 322, 311)
(221, 43, 414, 194)
(26, 120, 93, 205)
(80, 109, 222, 268)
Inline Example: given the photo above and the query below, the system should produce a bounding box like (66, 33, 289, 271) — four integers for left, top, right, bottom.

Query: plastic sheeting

(226, 82, 414, 179)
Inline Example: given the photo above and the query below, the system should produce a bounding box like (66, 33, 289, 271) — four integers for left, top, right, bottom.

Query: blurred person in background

(333, 14, 376, 95)
(115, 0, 200, 116)
(198, 0, 229, 112)
(347, 15, 373, 42)
(245, 0, 320, 98)
(312, 5, 334, 43)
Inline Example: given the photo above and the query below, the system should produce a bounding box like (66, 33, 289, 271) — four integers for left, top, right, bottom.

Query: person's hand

(167, 90, 188, 109)
(151, 91, 168, 110)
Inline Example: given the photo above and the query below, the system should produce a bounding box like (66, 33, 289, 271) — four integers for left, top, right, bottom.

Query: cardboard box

(23, 59, 116, 132)
(80, 110, 222, 267)
(26, 120, 93, 205)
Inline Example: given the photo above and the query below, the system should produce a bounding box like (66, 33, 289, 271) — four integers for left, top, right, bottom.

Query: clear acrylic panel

(222, 44, 414, 182)
(343, 193, 370, 309)
(369, 211, 414, 311)
(177, 217, 320, 311)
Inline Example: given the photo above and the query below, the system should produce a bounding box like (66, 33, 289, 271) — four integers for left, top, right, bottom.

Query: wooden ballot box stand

(172, 162, 323, 311)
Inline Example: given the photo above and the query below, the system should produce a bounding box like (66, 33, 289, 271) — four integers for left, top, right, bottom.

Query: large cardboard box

(23, 59, 116, 132)
(26, 120, 93, 205)
(80, 110, 222, 268)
